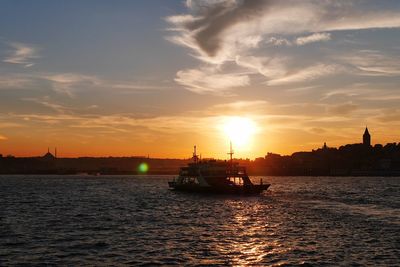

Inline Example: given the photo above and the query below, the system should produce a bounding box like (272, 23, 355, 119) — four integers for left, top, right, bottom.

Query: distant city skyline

(1, 126, 395, 159)
(2, 126, 400, 178)
(1, 0, 400, 159)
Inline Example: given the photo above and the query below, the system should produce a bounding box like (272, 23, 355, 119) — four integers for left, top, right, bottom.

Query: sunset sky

(1, 0, 400, 159)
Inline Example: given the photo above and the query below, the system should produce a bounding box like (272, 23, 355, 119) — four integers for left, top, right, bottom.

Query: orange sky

(1, 117, 397, 159)
(1, 1, 400, 158)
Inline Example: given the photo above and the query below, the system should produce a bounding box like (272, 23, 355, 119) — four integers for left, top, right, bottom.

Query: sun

(221, 116, 258, 149)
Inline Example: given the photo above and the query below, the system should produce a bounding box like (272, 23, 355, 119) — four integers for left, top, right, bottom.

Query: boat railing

(226, 167, 247, 176)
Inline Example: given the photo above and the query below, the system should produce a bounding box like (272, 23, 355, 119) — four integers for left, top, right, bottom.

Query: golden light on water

(221, 116, 258, 149)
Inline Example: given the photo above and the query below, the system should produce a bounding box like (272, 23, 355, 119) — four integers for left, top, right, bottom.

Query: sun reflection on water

(212, 199, 290, 266)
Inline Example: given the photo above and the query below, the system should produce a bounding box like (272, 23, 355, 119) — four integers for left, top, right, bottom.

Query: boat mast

(229, 141, 234, 164)
(227, 141, 234, 172)
(193, 145, 199, 163)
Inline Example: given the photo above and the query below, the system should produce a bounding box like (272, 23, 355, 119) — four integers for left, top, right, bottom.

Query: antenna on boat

(228, 141, 234, 165)
(193, 145, 199, 163)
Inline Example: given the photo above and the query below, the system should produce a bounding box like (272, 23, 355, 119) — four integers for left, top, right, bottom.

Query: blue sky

(1, 0, 400, 158)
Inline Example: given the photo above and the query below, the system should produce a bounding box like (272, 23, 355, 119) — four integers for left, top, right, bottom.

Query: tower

(363, 127, 371, 146)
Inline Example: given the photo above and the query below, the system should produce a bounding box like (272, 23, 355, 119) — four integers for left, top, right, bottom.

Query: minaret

(363, 127, 371, 146)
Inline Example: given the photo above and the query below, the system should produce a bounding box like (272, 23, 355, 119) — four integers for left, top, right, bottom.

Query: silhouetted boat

(168, 145, 270, 195)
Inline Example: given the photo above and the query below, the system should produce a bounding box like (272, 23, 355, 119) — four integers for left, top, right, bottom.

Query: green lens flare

(138, 162, 149, 173)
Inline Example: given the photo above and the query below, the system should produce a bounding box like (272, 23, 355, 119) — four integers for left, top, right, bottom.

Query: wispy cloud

(44, 73, 172, 96)
(212, 100, 268, 109)
(43, 73, 100, 97)
(326, 102, 358, 116)
(266, 33, 331, 47)
(167, 0, 400, 63)
(266, 37, 292, 47)
(295, 33, 331, 46)
(207, 100, 268, 115)
(175, 67, 250, 94)
(0, 71, 171, 96)
(320, 83, 400, 103)
(343, 50, 400, 77)
(372, 109, 400, 123)
(5, 112, 217, 138)
(235, 55, 288, 79)
(166, 0, 400, 94)
(267, 64, 341, 86)
(3, 42, 40, 67)
(0, 74, 32, 89)
(22, 97, 73, 114)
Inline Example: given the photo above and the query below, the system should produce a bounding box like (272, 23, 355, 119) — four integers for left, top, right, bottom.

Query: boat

(168, 145, 270, 195)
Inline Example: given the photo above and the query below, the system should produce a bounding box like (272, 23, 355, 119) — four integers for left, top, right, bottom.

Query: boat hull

(169, 181, 270, 195)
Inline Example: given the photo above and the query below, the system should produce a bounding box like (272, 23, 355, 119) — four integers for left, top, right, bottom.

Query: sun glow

(221, 116, 258, 149)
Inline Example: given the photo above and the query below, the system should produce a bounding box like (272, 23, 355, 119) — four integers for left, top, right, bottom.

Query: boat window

(227, 177, 243, 185)
(182, 177, 199, 184)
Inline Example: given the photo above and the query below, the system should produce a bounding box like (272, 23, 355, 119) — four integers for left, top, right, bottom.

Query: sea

(1, 175, 399, 266)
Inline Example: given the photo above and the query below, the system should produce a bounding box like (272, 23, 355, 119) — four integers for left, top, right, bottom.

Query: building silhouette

(363, 127, 371, 146)
(42, 148, 56, 160)
(1, 127, 399, 176)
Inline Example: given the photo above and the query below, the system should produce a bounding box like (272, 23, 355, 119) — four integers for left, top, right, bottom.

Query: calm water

(1, 176, 399, 266)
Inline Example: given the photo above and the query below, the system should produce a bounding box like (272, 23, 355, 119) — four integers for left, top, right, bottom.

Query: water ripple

(0, 175, 399, 266)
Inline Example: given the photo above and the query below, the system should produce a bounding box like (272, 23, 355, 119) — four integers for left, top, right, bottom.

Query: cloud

(3, 42, 40, 67)
(43, 73, 172, 96)
(208, 100, 268, 115)
(175, 67, 250, 94)
(21, 97, 101, 114)
(363, 94, 400, 101)
(373, 109, 400, 123)
(42, 73, 100, 96)
(213, 100, 268, 109)
(267, 64, 341, 85)
(320, 83, 400, 104)
(339, 50, 400, 77)
(327, 102, 358, 115)
(0, 72, 99, 96)
(0, 134, 7, 140)
(166, 0, 400, 94)
(266, 33, 331, 46)
(0, 71, 171, 96)
(308, 127, 327, 134)
(286, 85, 320, 94)
(167, 0, 400, 63)
(266, 33, 331, 47)
(266, 37, 292, 46)
(5, 112, 220, 138)
(295, 33, 331, 46)
(0, 75, 32, 89)
(22, 97, 72, 114)
(44, 73, 99, 84)
(166, 0, 267, 62)
(235, 55, 288, 78)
